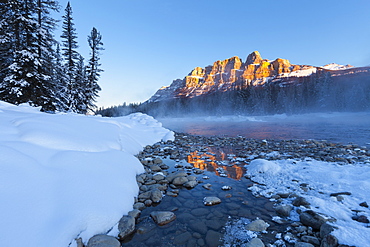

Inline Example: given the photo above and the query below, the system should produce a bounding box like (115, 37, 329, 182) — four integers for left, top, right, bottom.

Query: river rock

(138, 191, 151, 200)
(133, 202, 145, 211)
(203, 183, 212, 190)
(172, 176, 189, 186)
(166, 171, 188, 182)
(76, 238, 84, 247)
(246, 237, 265, 247)
(293, 196, 310, 207)
(153, 157, 162, 164)
(301, 235, 320, 246)
(144, 199, 152, 206)
(87, 234, 120, 247)
(189, 220, 208, 234)
(150, 211, 176, 226)
(320, 222, 336, 238)
(184, 180, 198, 188)
(245, 219, 269, 231)
(203, 196, 221, 206)
(150, 164, 162, 172)
(150, 189, 163, 203)
(206, 219, 224, 230)
(118, 215, 135, 239)
(321, 234, 338, 247)
(352, 214, 370, 223)
(173, 231, 192, 245)
(222, 185, 232, 190)
(205, 230, 222, 247)
(275, 204, 292, 217)
(153, 173, 165, 181)
(294, 242, 314, 247)
(128, 209, 141, 219)
(329, 191, 351, 197)
(299, 210, 327, 230)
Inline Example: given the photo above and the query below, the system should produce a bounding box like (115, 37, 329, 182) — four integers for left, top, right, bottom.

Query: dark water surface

(125, 149, 288, 246)
(158, 112, 370, 147)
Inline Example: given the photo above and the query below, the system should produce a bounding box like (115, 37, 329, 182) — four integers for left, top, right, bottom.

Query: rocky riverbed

(84, 133, 369, 247)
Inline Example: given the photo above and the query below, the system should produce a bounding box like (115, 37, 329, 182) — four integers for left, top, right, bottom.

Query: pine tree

(0, 0, 39, 105)
(0, 0, 13, 85)
(53, 43, 69, 111)
(60, 1, 79, 112)
(74, 54, 87, 113)
(85, 27, 103, 112)
(31, 0, 60, 111)
(0, 0, 61, 111)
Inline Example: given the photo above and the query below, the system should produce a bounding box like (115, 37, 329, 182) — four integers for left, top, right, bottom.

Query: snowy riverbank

(0, 101, 173, 247)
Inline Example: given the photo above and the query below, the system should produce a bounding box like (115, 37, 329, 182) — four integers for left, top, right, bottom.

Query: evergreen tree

(0, 0, 60, 111)
(53, 43, 69, 111)
(31, 0, 60, 111)
(60, 1, 79, 111)
(86, 27, 103, 112)
(0, 0, 14, 85)
(74, 54, 87, 113)
(0, 0, 39, 105)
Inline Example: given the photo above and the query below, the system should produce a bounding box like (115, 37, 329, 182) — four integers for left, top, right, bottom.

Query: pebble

(202, 183, 212, 190)
(150, 211, 176, 226)
(118, 215, 135, 240)
(86, 235, 120, 247)
(245, 219, 269, 232)
(246, 238, 265, 247)
(275, 204, 293, 217)
(203, 196, 222, 206)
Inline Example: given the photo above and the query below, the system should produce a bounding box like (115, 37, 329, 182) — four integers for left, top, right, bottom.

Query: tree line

(97, 69, 370, 117)
(0, 1, 103, 113)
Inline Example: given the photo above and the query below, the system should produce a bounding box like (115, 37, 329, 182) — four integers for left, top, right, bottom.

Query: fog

(158, 112, 370, 147)
(97, 71, 370, 146)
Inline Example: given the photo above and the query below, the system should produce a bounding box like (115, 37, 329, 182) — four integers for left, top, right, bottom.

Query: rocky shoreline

(82, 133, 369, 247)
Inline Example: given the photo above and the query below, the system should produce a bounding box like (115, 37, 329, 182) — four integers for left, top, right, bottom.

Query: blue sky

(55, 0, 370, 108)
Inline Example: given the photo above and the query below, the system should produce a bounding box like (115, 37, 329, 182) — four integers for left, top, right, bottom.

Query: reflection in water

(187, 147, 245, 180)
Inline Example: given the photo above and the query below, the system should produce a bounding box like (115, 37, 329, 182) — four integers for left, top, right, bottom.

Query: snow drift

(0, 101, 174, 247)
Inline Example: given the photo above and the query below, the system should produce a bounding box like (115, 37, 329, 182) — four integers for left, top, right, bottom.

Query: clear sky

(55, 0, 370, 108)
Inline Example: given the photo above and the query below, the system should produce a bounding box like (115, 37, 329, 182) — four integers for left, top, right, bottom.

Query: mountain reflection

(186, 148, 245, 180)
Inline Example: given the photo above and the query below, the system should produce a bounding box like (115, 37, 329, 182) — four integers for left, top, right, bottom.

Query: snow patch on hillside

(322, 63, 353, 70)
(0, 101, 174, 247)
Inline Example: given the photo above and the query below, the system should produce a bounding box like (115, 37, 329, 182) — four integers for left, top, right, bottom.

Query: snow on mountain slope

(0, 101, 174, 247)
(322, 63, 354, 70)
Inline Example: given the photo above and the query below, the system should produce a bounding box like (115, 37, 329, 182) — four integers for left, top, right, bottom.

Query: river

(158, 112, 370, 147)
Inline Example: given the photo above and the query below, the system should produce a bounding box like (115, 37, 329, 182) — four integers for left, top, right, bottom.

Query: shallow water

(125, 148, 289, 246)
(158, 112, 370, 147)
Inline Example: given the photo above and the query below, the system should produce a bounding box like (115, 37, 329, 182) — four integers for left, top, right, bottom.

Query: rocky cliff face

(148, 51, 362, 103)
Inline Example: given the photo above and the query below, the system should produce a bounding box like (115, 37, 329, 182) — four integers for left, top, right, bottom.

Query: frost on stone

(222, 217, 259, 247)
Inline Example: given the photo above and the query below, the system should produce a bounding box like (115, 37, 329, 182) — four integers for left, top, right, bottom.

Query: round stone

(203, 196, 221, 206)
(150, 211, 176, 226)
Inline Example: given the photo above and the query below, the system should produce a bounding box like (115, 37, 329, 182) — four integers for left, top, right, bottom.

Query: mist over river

(158, 112, 370, 147)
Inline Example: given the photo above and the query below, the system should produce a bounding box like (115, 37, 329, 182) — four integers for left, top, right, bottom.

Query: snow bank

(246, 158, 370, 247)
(0, 101, 174, 247)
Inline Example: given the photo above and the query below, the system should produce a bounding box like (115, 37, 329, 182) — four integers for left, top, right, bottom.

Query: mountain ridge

(148, 51, 366, 103)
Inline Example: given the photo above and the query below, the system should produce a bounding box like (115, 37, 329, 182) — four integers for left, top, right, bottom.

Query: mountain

(97, 51, 370, 117)
(148, 51, 368, 103)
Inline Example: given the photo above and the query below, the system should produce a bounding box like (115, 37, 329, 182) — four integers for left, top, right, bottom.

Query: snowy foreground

(247, 158, 370, 247)
(0, 101, 174, 247)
